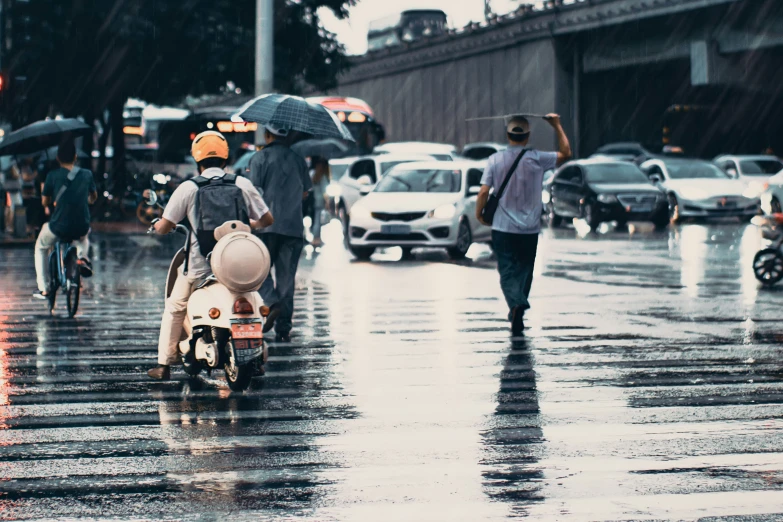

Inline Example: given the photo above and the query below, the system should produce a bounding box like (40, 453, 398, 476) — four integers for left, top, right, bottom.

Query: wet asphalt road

(1, 219, 783, 520)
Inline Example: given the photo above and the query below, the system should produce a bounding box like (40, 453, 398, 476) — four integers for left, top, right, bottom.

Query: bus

(306, 96, 384, 153)
(367, 10, 448, 52)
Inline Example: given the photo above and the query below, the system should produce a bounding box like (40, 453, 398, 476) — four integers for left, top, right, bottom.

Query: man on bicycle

(147, 131, 274, 380)
(34, 141, 96, 299)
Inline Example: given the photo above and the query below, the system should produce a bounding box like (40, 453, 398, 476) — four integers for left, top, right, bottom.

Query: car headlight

(351, 205, 370, 219)
(428, 204, 457, 219)
(597, 194, 617, 204)
(325, 183, 342, 198)
(542, 190, 551, 204)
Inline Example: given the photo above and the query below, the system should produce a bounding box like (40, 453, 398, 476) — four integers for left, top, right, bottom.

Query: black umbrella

(291, 138, 351, 160)
(234, 94, 354, 141)
(0, 118, 92, 156)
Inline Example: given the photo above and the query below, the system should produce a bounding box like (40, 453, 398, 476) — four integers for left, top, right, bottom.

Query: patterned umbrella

(0, 118, 92, 156)
(234, 94, 354, 142)
(291, 138, 351, 160)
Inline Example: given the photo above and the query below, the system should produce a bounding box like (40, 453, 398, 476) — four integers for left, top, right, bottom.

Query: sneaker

(77, 258, 93, 278)
(262, 303, 282, 334)
(510, 307, 525, 336)
(275, 332, 291, 343)
(33, 290, 48, 300)
(147, 365, 171, 380)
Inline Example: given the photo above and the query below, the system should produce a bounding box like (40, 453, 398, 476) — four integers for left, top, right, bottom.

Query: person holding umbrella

(247, 125, 312, 343)
(237, 94, 353, 343)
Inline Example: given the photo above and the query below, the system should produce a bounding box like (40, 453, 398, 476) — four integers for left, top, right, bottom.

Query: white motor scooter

(157, 220, 271, 391)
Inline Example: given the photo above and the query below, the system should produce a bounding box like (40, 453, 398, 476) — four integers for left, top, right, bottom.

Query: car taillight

(208, 308, 221, 319)
(259, 306, 270, 317)
(233, 298, 254, 314)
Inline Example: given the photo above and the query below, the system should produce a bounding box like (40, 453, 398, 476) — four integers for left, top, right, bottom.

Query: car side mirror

(468, 185, 481, 196)
(649, 174, 662, 184)
(143, 189, 158, 206)
(359, 185, 373, 196)
(357, 174, 373, 185)
(726, 168, 738, 178)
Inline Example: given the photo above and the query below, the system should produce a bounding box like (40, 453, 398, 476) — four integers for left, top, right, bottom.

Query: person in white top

(147, 131, 274, 380)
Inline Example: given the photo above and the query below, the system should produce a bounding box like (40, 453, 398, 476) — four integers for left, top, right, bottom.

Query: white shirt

(163, 168, 270, 279)
(480, 148, 558, 235)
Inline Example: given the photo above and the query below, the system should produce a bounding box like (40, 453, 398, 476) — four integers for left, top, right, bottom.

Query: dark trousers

(491, 230, 539, 316)
(259, 233, 304, 335)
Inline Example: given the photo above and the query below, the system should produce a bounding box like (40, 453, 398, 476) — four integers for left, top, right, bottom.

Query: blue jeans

(259, 233, 304, 335)
(491, 231, 539, 316)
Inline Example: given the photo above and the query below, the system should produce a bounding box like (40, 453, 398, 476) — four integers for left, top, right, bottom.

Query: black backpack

(191, 174, 250, 257)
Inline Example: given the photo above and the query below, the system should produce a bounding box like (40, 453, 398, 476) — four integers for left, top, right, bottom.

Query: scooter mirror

(143, 189, 158, 207)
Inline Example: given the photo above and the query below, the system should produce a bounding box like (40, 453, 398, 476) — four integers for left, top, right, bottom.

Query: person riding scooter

(148, 131, 274, 380)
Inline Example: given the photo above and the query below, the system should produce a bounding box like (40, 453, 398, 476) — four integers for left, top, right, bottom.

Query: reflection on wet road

(1, 221, 783, 519)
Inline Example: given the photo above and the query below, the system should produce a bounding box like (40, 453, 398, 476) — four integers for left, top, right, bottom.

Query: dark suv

(543, 159, 669, 231)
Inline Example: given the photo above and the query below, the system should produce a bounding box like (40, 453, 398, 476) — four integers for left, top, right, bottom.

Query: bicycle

(47, 239, 81, 317)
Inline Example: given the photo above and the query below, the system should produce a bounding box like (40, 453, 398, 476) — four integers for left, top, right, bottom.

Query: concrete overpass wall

(332, 38, 565, 152)
(324, 0, 783, 155)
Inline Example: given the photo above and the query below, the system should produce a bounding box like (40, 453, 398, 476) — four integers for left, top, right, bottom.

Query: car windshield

(380, 160, 419, 176)
(375, 168, 461, 193)
(329, 163, 350, 180)
(740, 159, 783, 176)
(665, 160, 728, 180)
(585, 163, 649, 184)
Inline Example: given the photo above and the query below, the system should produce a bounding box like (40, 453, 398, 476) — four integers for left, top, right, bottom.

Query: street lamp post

(255, 0, 274, 144)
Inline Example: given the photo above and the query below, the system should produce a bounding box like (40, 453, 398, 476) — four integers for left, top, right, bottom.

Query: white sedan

(347, 161, 489, 260)
(639, 157, 760, 222)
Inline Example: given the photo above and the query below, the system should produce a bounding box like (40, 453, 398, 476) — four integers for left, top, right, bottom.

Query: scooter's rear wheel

(225, 361, 253, 391)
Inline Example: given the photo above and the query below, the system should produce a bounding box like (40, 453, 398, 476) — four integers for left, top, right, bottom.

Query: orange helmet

(191, 131, 229, 163)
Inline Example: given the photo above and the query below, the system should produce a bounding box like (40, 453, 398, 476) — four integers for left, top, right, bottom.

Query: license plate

(718, 201, 737, 208)
(232, 338, 264, 364)
(381, 224, 411, 234)
(231, 322, 263, 339)
(628, 206, 653, 213)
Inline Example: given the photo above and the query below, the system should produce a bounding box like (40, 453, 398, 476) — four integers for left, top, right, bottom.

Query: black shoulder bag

(481, 149, 528, 225)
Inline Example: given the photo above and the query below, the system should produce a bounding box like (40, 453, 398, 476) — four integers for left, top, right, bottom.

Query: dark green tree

(3, 0, 354, 191)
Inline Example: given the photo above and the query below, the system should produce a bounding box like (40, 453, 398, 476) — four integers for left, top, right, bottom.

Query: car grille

(617, 194, 658, 207)
(371, 212, 427, 222)
(366, 232, 429, 241)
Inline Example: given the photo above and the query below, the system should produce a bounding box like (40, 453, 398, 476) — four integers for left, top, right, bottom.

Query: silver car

(639, 157, 760, 222)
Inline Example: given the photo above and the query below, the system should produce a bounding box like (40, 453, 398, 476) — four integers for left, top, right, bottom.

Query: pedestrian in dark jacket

(248, 125, 313, 343)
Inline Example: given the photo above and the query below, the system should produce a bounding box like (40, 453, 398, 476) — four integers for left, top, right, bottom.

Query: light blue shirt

(480, 147, 558, 235)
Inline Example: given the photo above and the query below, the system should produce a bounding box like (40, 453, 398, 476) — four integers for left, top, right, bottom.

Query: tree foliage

(4, 0, 355, 122)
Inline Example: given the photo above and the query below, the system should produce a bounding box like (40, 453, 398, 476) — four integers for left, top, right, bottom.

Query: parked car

(639, 157, 760, 222)
(347, 160, 488, 260)
(714, 155, 783, 182)
(333, 153, 437, 228)
(227, 150, 254, 176)
(713, 155, 783, 212)
(757, 170, 783, 214)
(461, 142, 506, 160)
(543, 159, 668, 231)
(592, 142, 654, 164)
(374, 142, 459, 161)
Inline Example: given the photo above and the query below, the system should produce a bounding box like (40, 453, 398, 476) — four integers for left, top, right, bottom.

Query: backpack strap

(191, 175, 210, 188)
(222, 173, 237, 184)
(53, 166, 81, 206)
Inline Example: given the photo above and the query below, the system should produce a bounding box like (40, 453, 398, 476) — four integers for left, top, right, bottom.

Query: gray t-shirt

(247, 142, 312, 238)
(480, 147, 558, 235)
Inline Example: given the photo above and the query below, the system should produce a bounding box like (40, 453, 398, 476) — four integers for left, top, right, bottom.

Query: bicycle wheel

(47, 252, 58, 314)
(64, 249, 81, 318)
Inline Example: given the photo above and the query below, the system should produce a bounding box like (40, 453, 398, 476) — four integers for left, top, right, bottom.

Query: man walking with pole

(248, 125, 312, 343)
(475, 114, 571, 336)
